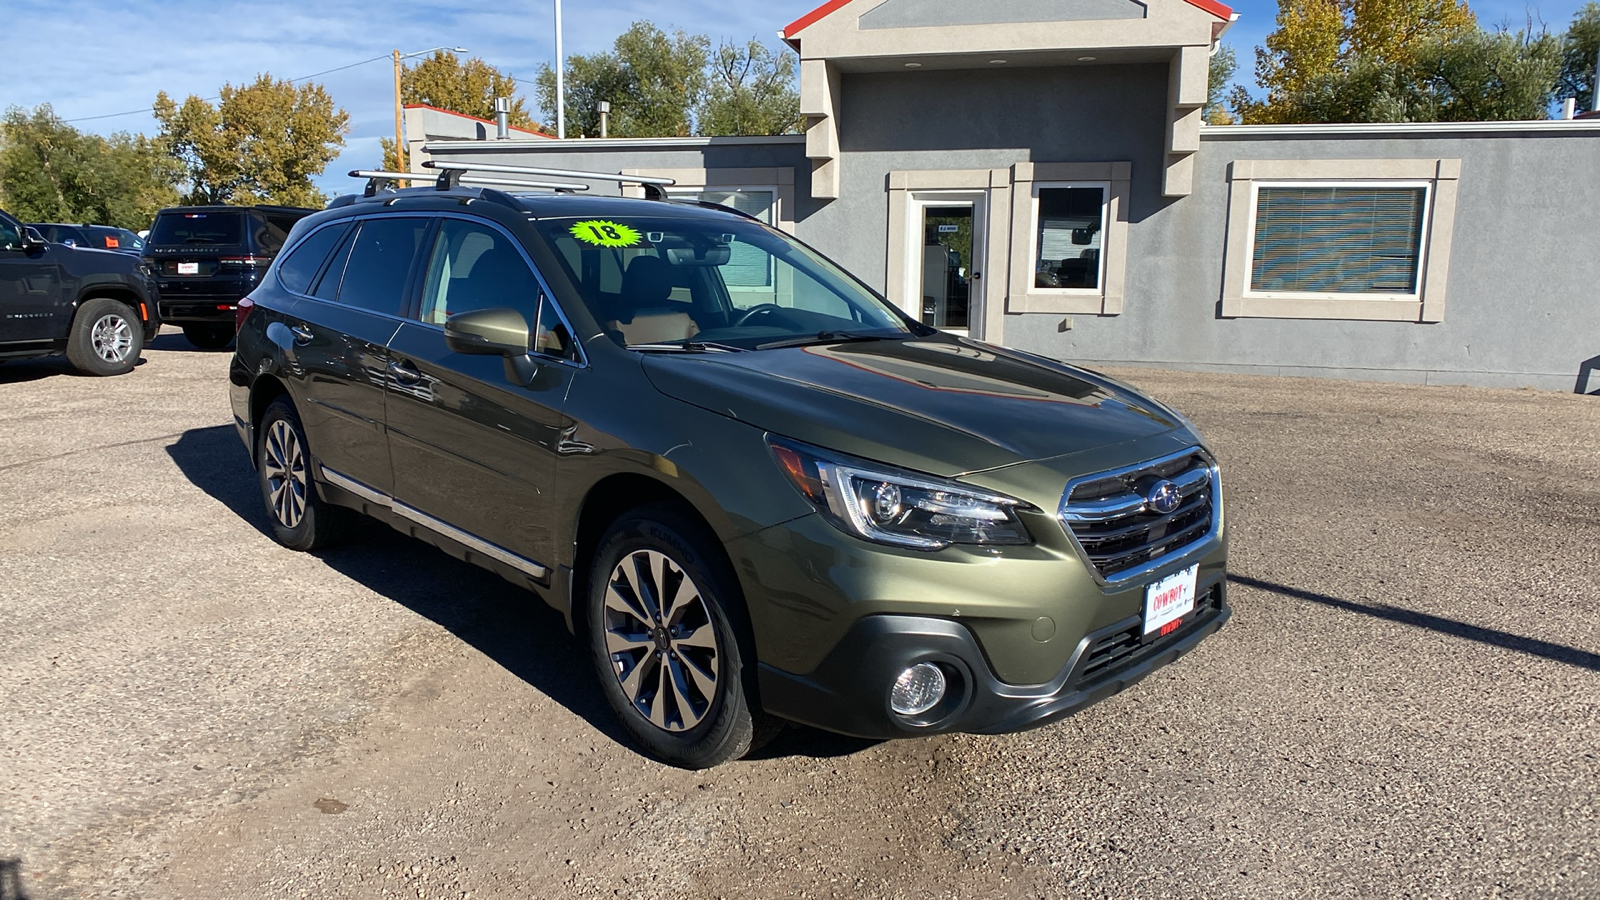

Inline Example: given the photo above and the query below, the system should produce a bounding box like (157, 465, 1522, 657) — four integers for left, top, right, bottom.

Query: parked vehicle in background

(30, 223, 95, 248)
(2, 208, 160, 375)
(227, 166, 1230, 769)
(83, 226, 146, 255)
(31, 223, 146, 255)
(144, 205, 314, 348)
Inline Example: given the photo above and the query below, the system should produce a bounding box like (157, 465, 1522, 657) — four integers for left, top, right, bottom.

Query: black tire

(183, 323, 234, 349)
(586, 504, 764, 769)
(65, 298, 142, 376)
(257, 398, 352, 551)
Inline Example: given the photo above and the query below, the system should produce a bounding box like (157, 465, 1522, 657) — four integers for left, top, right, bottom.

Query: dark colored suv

(145, 205, 313, 348)
(2, 208, 159, 375)
(229, 174, 1228, 768)
(30, 223, 146, 255)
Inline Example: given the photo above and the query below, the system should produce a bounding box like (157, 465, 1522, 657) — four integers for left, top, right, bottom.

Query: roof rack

(422, 161, 677, 200)
(347, 170, 593, 197)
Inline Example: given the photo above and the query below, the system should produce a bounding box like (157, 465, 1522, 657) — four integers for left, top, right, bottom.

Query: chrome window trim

(1056, 446, 1222, 588)
(320, 465, 549, 579)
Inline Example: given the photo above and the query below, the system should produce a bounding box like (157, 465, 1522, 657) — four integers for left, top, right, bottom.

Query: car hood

(640, 336, 1188, 478)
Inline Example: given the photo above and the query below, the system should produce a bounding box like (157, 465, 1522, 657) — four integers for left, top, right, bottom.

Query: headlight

(767, 436, 1033, 549)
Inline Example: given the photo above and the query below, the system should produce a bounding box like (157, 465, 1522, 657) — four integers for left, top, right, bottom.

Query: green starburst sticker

(570, 219, 642, 248)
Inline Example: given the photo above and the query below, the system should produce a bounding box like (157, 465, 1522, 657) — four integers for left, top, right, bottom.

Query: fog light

(889, 662, 946, 716)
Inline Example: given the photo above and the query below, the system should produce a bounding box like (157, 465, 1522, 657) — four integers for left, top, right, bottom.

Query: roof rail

(421, 161, 677, 200)
(346, 170, 591, 197)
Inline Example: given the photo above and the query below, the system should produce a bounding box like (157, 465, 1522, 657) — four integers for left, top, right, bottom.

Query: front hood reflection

(642, 336, 1184, 476)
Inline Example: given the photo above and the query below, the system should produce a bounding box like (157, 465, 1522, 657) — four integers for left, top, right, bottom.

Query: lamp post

(554, 0, 566, 139)
(393, 46, 468, 172)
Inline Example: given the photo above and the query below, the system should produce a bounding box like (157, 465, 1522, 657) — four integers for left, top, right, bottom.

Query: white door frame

(901, 190, 988, 339)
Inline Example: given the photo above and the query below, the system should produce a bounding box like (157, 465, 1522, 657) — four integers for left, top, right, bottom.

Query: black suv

(145, 205, 313, 348)
(230, 172, 1227, 768)
(1, 208, 159, 375)
(31, 223, 146, 255)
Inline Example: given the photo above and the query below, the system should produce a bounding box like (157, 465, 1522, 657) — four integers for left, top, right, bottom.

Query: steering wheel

(733, 303, 789, 327)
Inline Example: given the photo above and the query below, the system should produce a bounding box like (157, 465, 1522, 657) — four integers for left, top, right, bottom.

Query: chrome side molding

(319, 465, 549, 580)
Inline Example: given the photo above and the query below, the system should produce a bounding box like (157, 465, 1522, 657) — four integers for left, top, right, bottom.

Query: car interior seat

(607, 255, 699, 345)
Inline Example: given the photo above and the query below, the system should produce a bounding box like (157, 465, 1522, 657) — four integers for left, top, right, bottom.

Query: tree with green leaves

(0, 104, 179, 230)
(538, 22, 711, 138)
(1205, 45, 1238, 125)
(154, 74, 348, 207)
(380, 52, 545, 169)
(698, 39, 801, 136)
(1558, 3, 1600, 112)
(1231, 0, 1479, 123)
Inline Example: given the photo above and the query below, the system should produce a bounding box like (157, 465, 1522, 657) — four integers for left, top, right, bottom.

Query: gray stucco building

(402, 0, 1600, 392)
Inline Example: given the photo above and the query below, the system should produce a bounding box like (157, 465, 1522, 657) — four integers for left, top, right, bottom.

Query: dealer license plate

(1144, 564, 1198, 636)
(177, 262, 200, 275)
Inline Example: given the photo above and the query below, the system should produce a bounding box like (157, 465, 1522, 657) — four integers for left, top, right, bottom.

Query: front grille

(1075, 584, 1223, 684)
(1059, 448, 1217, 582)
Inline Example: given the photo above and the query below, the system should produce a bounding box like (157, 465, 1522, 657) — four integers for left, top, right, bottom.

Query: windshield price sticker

(571, 219, 642, 248)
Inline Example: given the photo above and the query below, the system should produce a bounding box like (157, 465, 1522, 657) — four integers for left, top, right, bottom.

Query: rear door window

(332, 217, 429, 314)
(276, 223, 351, 295)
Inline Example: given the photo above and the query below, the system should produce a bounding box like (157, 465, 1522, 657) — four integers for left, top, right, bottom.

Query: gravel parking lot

(3, 332, 1597, 900)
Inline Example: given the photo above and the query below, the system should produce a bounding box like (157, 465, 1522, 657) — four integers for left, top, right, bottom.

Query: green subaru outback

(229, 168, 1228, 768)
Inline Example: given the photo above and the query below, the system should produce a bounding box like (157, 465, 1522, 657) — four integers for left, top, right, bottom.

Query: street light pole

(555, 0, 566, 139)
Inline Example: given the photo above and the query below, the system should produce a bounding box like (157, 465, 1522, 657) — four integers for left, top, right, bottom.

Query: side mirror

(443, 307, 531, 356)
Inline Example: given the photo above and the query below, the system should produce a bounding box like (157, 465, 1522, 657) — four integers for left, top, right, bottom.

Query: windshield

(535, 215, 920, 350)
(148, 211, 244, 246)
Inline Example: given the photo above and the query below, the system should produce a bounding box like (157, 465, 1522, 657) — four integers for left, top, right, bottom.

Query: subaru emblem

(1146, 480, 1182, 515)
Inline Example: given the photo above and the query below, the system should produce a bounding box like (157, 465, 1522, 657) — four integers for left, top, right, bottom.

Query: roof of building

(404, 104, 554, 139)
(780, 0, 1234, 38)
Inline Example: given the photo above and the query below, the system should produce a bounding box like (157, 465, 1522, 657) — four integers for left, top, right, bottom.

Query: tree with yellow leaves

(380, 52, 545, 169)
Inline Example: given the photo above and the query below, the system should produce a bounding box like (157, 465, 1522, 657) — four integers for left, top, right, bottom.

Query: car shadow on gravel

(165, 424, 870, 762)
(146, 332, 231, 353)
(165, 424, 629, 747)
(1231, 574, 1600, 672)
(0, 857, 28, 900)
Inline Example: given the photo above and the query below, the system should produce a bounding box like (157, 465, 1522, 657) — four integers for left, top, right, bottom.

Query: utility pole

(555, 0, 566, 139)
(1593, 44, 1599, 113)
(393, 49, 406, 171)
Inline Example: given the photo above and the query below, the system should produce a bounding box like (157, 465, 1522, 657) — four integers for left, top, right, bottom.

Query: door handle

(387, 359, 421, 384)
(289, 323, 314, 345)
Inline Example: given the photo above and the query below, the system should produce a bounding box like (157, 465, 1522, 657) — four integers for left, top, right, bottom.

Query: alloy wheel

(602, 549, 721, 732)
(90, 314, 133, 363)
(262, 419, 308, 529)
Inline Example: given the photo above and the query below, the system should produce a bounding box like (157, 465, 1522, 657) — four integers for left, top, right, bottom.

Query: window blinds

(1251, 187, 1426, 294)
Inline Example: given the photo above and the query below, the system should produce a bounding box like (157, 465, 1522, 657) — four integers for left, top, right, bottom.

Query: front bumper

(757, 577, 1229, 739)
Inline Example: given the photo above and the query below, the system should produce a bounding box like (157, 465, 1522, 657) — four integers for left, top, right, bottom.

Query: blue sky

(2, 0, 1592, 199)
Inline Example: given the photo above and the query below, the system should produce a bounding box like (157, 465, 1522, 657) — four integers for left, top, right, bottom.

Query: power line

(60, 51, 401, 124)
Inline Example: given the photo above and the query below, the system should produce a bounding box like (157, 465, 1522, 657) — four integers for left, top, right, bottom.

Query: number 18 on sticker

(571, 219, 641, 248)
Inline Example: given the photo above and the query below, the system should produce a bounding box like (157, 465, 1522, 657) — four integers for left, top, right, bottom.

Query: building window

(1033, 184, 1108, 291)
(1249, 184, 1427, 297)
(1221, 158, 1460, 323)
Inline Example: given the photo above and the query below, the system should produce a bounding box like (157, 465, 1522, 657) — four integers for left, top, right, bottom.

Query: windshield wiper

(629, 339, 746, 353)
(755, 331, 901, 351)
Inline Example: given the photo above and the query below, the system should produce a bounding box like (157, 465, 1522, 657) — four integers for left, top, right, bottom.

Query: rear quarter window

(276, 223, 352, 295)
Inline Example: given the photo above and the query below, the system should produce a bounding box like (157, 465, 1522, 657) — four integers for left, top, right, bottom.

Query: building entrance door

(906, 193, 985, 336)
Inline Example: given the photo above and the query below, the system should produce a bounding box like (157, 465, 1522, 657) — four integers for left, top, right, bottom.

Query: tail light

(236, 296, 256, 331)
(218, 256, 263, 269)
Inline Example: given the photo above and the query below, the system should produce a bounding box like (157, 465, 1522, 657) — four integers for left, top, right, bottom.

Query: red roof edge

(781, 0, 854, 39)
(403, 103, 555, 138)
(1185, 0, 1234, 21)
(781, 0, 1233, 39)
